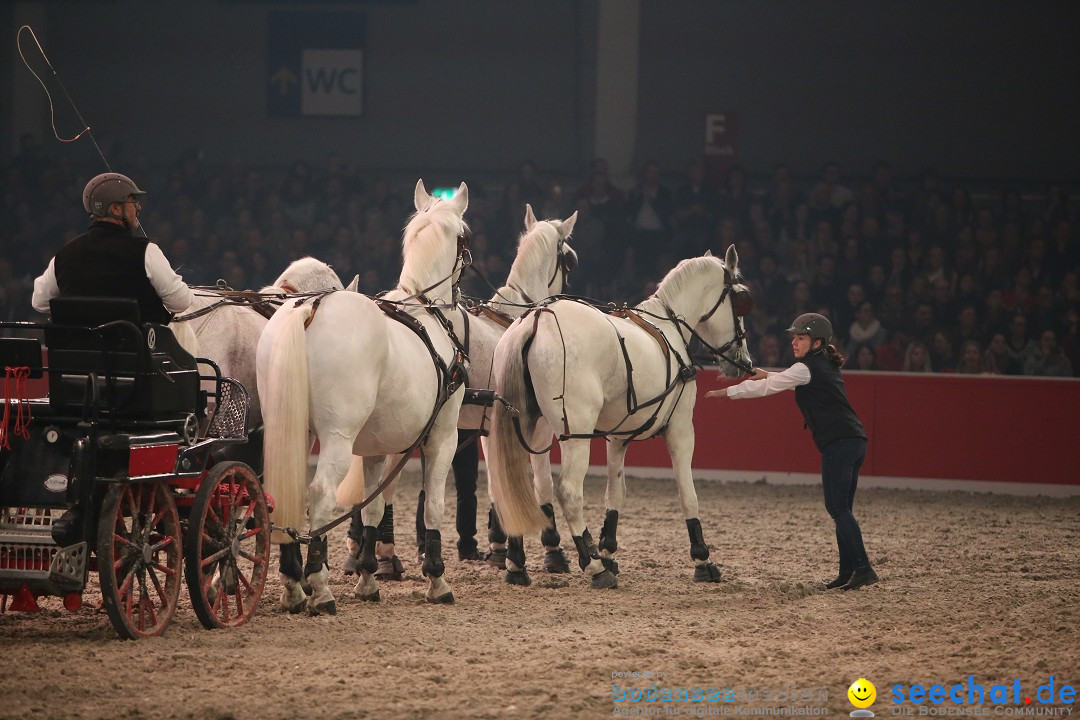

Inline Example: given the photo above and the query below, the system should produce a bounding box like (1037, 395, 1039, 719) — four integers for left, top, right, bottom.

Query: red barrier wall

(558, 371, 1080, 485)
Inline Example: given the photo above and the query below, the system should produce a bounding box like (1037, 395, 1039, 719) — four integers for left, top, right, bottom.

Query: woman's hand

(704, 389, 729, 399)
(749, 367, 769, 381)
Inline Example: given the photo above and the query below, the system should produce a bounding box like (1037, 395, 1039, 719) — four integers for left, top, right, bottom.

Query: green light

(431, 187, 456, 200)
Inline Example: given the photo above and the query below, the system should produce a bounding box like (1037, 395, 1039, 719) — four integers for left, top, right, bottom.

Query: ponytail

(825, 343, 846, 368)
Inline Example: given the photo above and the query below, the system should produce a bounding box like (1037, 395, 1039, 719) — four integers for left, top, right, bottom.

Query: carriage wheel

(97, 480, 183, 640)
(184, 461, 270, 629)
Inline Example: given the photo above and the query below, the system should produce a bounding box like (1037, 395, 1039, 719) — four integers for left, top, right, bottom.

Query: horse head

(506, 204, 578, 301)
(698, 245, 754, 377)
(398, 179, 469, 303)
(655, 245, 753, 378)
(268, 257, 345, 294)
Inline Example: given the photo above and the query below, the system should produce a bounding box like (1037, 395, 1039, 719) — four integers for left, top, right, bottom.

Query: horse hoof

(358, 590, 381, 603)
(590, 570, 618, 589)
(485, 548, 507, 570)
(427, 591, 455, 605)
(343, 553, 360, 576)
(693, 562, 722, 583)
(543, 549, 570, 574)
(374, 555, 404, 581)
(600, 556, 620, 575)
(505, 569, 532, 587)
(309, 599, 337, 616)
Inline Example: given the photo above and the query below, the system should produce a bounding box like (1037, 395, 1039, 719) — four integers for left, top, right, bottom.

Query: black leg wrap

(359, 526, 378, 575)
(487, 505, 507, 545)
(539, 503, 561, 547)
(599, 509, 619, 555)
(504, 535, 532, 586)
(415, 490, 426, 549)
(572, 530, 600, 571)
(421, 529, 445, 578)
(507, 535, 527, 569)
(347, 507, 365, 545)
(686, 518, 710, 562)
(305, 534, 329, 576)
(376, 503, 396, 545)
(279, 541, 303, 582)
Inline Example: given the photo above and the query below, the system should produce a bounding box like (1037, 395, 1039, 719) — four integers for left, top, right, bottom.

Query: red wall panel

(550, 371, 1079, 485)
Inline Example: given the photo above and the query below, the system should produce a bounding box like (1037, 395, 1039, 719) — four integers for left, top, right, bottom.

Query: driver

(31, 172, 193, 321)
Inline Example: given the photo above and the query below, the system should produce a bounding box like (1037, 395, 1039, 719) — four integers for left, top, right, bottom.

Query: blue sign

(267, 12, 366, 118)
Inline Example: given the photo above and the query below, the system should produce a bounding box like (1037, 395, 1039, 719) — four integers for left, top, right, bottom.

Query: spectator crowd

(2, 134, 1077, 377)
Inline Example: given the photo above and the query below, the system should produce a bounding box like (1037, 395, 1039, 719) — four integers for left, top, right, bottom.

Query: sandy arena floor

(1, 470, 1077, 720)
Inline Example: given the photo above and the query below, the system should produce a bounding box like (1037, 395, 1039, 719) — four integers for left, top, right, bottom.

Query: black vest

(793, 350, 866, 451)
(53, 221, 171, 324)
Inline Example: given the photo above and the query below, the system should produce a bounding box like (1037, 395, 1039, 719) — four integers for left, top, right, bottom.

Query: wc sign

(267, 11, 366, 118)
(301, 50, 363, 116)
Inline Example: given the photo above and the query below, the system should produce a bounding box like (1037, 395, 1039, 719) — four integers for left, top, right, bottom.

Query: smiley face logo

(848, 678, 876, 708)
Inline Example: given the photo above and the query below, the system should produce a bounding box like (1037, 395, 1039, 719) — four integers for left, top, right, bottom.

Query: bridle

(668, 267, 754, 374)
(400, 225, 472, 303)
(546, 237, 578, 291)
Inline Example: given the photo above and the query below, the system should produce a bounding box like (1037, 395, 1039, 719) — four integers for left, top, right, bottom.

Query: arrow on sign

(270, 67, 297, 95)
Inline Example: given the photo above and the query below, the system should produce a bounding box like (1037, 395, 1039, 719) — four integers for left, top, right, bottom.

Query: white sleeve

(144, 243, 195, 313)
(726, 363, 811, 399)
(31, 258, 60, 314)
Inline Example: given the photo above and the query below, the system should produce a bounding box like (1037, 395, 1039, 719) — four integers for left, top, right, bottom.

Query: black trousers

(820, 437, 870, 575)
(416, 429, 479, 553)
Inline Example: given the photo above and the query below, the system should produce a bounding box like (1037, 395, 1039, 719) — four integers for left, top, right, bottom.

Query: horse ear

(704, 249, 713, 257)
(524, 203, 537, 231)
(561, 210, 578, 237)
(447, 181, 469, 214)
(346, 274, 360, 292)
(414, 179, 432, 212)
(724, 244, 739, 271)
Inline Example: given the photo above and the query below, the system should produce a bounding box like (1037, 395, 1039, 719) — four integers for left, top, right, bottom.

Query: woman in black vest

(707, 312, 877, 591)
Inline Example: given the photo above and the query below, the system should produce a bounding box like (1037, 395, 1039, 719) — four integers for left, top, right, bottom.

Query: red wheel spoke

(239, 527, 263, 541)
(200, 547, 231, 567)
(149, 561, 175, 578)
(147, 565, 168, 605)
(150, 536, 175, 553)
(237, 548, 265, 565)
(236, 569, 256, 594)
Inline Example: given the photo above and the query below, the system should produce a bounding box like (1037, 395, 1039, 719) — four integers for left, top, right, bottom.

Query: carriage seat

(45, 297, 201, 418)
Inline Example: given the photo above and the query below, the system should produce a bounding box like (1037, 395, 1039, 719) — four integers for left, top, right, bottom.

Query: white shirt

(31, 242, 194, 315)
(726, 362, 811, 398)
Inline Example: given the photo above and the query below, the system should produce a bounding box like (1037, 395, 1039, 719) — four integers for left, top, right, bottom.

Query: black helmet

(786, 312, 833, 344)
(83, 173, 146, 216)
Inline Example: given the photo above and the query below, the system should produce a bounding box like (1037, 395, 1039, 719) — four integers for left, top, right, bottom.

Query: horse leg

(420, 419, 459, 604)
(664, 414, 721, 583)
(599, 441, 628, 577)
(531, 429, 570, 573)
(372, 456, 405, 580)
(304, 434, 354, 615)
(277, 540, 308, 613)
(503, 421, 551, 586)
(479, 435, 507, 569)
(353, 455, 390, 601)
(556, 438, 616, 589)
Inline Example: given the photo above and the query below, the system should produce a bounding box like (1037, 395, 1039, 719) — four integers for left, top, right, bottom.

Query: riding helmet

(786, 312, 833, 344)
(82, 173, 146, 216)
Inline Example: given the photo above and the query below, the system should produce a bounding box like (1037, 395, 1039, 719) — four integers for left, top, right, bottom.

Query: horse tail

(335, 455, 366, 506)
(489, 319, 550, 537)
(259, 303, 314, 544)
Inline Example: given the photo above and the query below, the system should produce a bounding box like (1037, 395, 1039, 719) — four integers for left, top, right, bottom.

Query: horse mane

(398, 204, 467, 296)
(653, 255, 737, 309)
(505, 221, 559, 290)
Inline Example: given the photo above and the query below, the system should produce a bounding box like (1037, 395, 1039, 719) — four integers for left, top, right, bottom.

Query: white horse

(357, 204, 579, 580)
(258, 180, 469, 613)
(488, 246, 752, 588)
(170, 257, 349, 428)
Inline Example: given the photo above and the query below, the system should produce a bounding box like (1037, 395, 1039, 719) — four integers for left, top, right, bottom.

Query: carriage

(0, 296, 271, 639)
